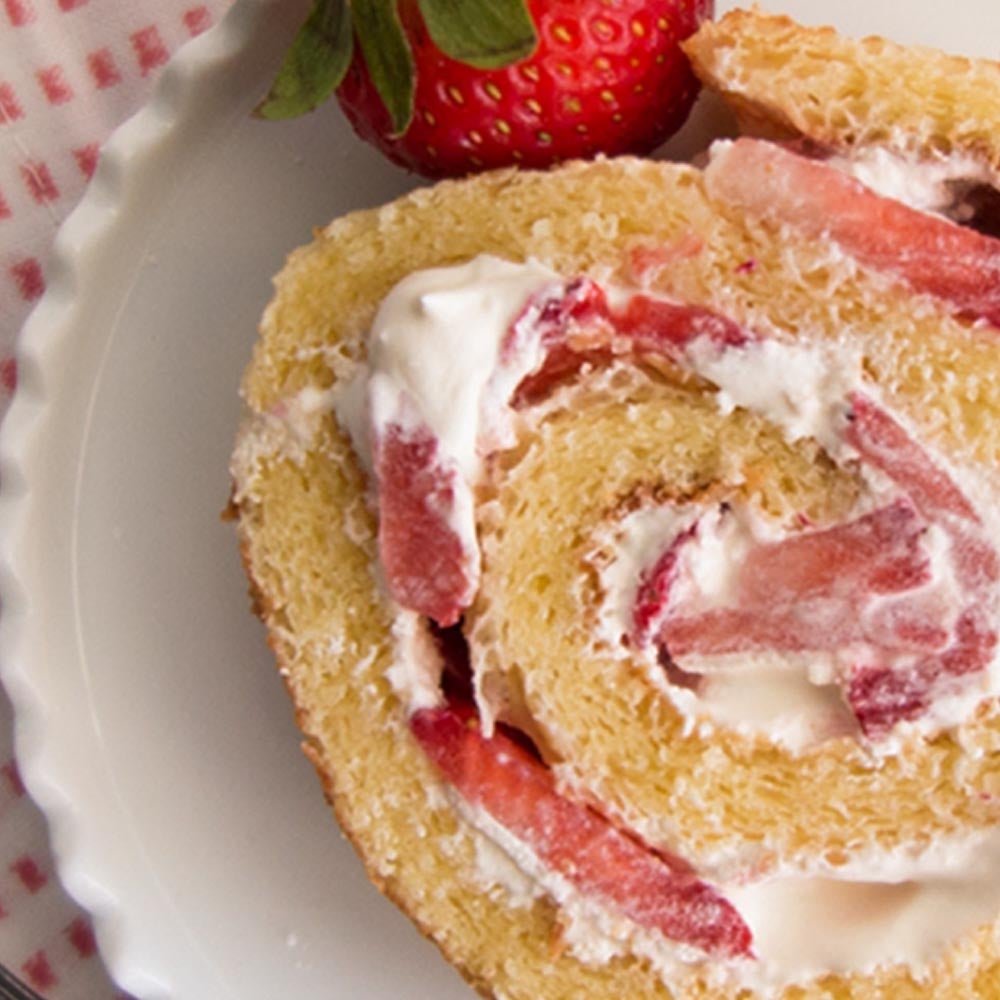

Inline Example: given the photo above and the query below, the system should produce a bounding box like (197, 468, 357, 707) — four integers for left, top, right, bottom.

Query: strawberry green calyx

(255, 0, 354, 120)
(416, 0, 537, 69)
(264, 0, 713, 178)
(353, 0, 416, 134)
(256, 0, 537, 131)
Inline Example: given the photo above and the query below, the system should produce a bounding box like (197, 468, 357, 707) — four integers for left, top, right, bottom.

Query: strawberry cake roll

(230, 15, 1000, 999)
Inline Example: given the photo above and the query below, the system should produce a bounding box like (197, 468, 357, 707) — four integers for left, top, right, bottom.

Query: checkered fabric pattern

(0, 1, 234, 994)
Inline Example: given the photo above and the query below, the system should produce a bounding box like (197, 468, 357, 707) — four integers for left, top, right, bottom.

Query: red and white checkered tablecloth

(1, 2, 234, 995)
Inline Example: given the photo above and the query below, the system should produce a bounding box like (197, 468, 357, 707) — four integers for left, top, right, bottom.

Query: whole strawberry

(259, 0, 714, 179)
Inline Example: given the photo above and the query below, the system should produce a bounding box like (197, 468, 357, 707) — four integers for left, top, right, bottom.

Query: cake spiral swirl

(231, 141, 1000, 997)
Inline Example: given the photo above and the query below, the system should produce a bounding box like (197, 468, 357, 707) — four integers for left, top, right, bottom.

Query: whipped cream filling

(684, 335, 859, 456)
(828, 145, 1000, 222)
(727, 834, 1000, 991)
(337, 254, 560, 480)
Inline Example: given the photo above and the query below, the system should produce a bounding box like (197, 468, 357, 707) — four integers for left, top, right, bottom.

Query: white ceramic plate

(0, 1, 997, 997)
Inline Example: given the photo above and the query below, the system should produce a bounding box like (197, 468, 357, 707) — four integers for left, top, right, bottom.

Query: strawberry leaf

(417, 0, 537, 68)
(353, 0, 415, 136)
(255, 0, 353, 120)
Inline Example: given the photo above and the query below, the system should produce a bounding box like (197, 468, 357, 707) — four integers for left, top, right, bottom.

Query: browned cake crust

(683, 7, 1000, 167)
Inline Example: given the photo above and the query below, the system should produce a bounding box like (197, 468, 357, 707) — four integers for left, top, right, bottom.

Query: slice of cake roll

(230, 14, 1000, 999)
(684, 8, 1000, 236)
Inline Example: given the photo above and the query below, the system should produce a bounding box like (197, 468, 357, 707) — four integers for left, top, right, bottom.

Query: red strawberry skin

(337, 0, 713, 179)
(411, 703, 753, 959)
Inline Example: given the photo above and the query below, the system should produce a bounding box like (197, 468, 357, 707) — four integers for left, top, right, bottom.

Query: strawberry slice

(633, 523, 698, 643)
(508, 278, 615, 404)
(411, 704, 754, 959)
(846, 662, 935, 735)
(704, 139, 1000, 327)
(512, 281, 756, 403)
(838, 395, 999, 733)
(509, 277, 612, 359)
(850, 606, 998, 735)
(614, 294, 753, 356)
(844, 395, 999, 602)
(735, 499, 931, 599)
(649, 501, 936, 658)
(664, 596, 947, 661)
(374, 423, 477, 626)
(844, 393, 981, 524)
(844, 394, 977, 522)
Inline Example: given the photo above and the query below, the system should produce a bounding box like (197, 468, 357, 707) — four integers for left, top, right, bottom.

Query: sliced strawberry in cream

(411, 703, 754, 959)
(733, 499, 931, 601)
(838, 395, 1000, 734)
(357, 256, 567, 624)
(631, 392, 1000, 738)
(374, 423, 477, 626)
(614, 294, 753, 355)
(505, 276, 611, 360)
(844, 394, 981, 524)
(633, 524, 698, 643)
(510, 275, 761, 405)
(654, 501, 940, 659)
(846, 662, 936, 735)
(704, 138, 1000, 327)
(850, 604, 998, 736)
